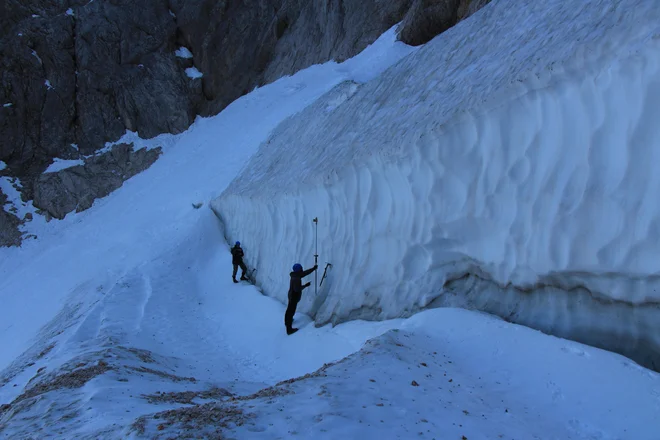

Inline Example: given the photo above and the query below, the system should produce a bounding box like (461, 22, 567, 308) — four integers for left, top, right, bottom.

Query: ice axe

(319, 262, 332, 287)
(247, 267, 257, 283)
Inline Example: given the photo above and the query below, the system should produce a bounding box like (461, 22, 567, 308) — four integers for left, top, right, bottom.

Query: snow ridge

(212, 0, 660, 370)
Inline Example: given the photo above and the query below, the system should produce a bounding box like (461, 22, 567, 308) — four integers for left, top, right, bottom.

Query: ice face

(212, 0, 660, 370)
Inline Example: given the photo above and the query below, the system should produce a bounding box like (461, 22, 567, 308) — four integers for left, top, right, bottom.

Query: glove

(313, 265, 318, 270)
(303, 282, 311, 288)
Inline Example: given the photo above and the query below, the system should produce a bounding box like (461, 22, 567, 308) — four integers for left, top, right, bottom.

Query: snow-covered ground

(212, 0, 660, 371)
(43, 158, 85, 174)
(1, 3, 659, 439)
(191, 309, 659, 440)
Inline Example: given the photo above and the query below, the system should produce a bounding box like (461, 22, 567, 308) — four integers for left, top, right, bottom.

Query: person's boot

(240, 273, 248, 281)
(286, 327, 299, 335)
(232, 277, 238, 283)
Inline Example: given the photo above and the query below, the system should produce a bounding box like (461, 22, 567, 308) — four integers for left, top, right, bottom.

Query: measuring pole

(313, 217, 318, 295)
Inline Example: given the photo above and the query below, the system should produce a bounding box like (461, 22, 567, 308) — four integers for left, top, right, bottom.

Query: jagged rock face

(1, 13, 77, 184)
(74, 0, 197, 151)
(397, 0, 492, 46)
(171, 0, 279, 116)
(260, 0, 415, 84)
(0, 0, 195, 172)
(169, 0, 419, 113)
(398, 0, 461, 46)
(0, 0, 492, 244)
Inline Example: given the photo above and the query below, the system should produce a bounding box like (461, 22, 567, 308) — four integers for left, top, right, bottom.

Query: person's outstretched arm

(301, 265, 318, 278)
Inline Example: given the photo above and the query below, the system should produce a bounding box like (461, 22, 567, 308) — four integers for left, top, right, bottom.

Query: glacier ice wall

(211, 0, 660, 369)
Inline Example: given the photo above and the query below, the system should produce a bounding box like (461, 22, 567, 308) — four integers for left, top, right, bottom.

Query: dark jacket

(288, 266, 316, 296)
(231, 245, 244, 264)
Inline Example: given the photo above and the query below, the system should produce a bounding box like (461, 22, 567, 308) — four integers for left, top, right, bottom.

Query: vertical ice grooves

(212, 0, 660, 369)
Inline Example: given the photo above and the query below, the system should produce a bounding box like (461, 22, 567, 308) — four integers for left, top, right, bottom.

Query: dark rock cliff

(0, 0, 492, 245)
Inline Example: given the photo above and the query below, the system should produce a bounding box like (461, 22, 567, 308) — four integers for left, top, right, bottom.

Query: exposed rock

(458, 0, 493, 21)
(171, 0, 279, 116)
(0, 190, 23, 247)
(15, 360, 111, 402)
(73, 0, 196, 153)
(260, 0, 415, 84)
(33, 144, 161, 219)
(1, 0, 194, 167)
(131, 402, 249, 439)
(128, 365, 196, 383)
(143, 387, 232, 405)
(1, 5, 94, 176)
(397, 0, 461, 46)
(397, 0, 492, 46)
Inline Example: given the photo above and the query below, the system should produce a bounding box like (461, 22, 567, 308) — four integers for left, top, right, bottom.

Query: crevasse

(211, 0, 660, 370)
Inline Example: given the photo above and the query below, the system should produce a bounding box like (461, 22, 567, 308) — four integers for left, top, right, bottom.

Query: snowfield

(212, 0, 660, 371)
(0, 1, 659, 439)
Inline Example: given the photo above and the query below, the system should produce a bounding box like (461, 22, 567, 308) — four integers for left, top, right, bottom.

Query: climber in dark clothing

(231, 241, 248, 283)
(284, 263, 318, 335)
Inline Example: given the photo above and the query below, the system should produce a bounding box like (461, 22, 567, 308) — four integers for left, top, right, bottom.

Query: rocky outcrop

(0, 190, 22, 247)
(32, 144, 161, 220)
(398, 0, 492, 46)
(398, 0, 460, 46)
(1, 0, 196, 163)
(1, 0, 492, 244)
(458, 0, 493, 20)
(259, 0, 415, 84)
(74, 1, 196, 151)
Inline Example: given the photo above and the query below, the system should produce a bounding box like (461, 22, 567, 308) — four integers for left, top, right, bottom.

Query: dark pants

(285, 290, 301, 329)
(232, 261, 247, 279)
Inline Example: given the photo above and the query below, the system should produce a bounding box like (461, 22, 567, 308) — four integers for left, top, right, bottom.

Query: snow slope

(0, 28, 417, 438)
(0, 27, 416, 376)
(212, 0, 660, 370)
(138, 308, 660, 440)
(0, 207, 405, 438)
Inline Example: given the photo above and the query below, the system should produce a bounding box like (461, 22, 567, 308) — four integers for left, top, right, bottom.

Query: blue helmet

(292, 263, 302, 272)
(235, 241, 240, 246)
